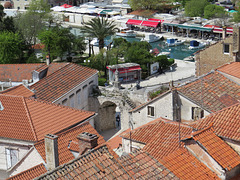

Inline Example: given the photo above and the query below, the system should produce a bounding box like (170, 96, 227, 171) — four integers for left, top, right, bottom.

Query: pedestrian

(116, 115, 120, 127)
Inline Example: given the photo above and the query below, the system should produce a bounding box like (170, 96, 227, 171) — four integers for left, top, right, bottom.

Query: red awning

(119, 67, 141, 74)
(126, 19, 143, 26)
(141, 21, 160, 28)
(148, 18, 164, 23)
(213, 27, 233, 34)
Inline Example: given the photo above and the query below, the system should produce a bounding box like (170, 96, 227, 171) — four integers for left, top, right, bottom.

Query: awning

(126, 19, 143, 26)
(178, 24, 213, 32)
(148, 18, 164, 23)
(141, 21, 160, 28)
(213, 27, 233, 34)
(99, 9, 112, 15)
(119, 67, 141, 74)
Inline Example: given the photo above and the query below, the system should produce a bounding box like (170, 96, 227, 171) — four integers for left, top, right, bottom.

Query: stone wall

(195, 27, 240, 76)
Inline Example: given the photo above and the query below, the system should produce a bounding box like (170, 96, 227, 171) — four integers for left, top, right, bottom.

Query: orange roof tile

(35, 121, 105, 165)
(107, 128, 131, 150)
(194, 103, 240, 141)
(162, 148, 220, 180)
(30, 63, 98, 102)
(35, 145, 132, 179)
(177, 71, 240, 112)
(0, 63, 67, 82)
(118, 149, 179, 179)
(1, 84, 35, 97)
(192, 128, 240, 171)
(121, 118, 193, 159)
(0, 94, 95, 141)
(7, 163, 47, 180)
(217, 62, 240, 79)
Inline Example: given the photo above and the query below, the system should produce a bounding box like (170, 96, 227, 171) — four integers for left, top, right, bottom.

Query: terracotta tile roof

(194, 103, 240, 141)
(7, 163, 47, 180)
(191, 127, 240, 171)
(129, 90, 171, 112)
(35, 121, 105, 165)
(177, 71, 240, 112)
(118, 149, 179, 179)
(162, 148, 220, 180)
(217, 62, 240, 79)
(32, 43, 45, 50)
(30, 63, 98, 102)
(0, 63, 68, 82)
(35, 145, 132, 179)
(0, 84, 35, 97)
(0, 94, 95, 141)
(121, 118, 193, 159)
(107, 128, 131, 150)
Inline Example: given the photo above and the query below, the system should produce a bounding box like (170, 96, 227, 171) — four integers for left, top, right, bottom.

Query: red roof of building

(0, 63, 68, 82)
(121, 118, 193, 160)
(118, 149, 179, 179)
(191, 127, 240, 171)
(217, 62, 240, 79)
(7, 163, 47, 180)
(35, 145, 178, 179)
(34, 121, 105, 165)
(107, 128, 131, 150)
(177, 71, 240, 112)
(30, 63, 98, 102)
(1, 84, 35, 97)
(193, 103, 240, 141)
(162, 148, 220, 180)
(0, 94, 95, 141)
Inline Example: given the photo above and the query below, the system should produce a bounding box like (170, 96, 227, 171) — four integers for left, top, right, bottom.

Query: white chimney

(44, 134, 59, 170)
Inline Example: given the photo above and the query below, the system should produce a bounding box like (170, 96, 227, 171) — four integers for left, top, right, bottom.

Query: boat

(157, 51, 170, 57)
(141, 34, 162, 43)
(116, 28, 136, 38)
(166, 38, 185, 46)
(188, 40, 206, 49)
(183, 56, 194, 61)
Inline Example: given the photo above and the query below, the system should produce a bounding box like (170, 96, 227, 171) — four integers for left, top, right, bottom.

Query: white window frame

(223, 43, 230, 54)
(6, 148, 18, 169)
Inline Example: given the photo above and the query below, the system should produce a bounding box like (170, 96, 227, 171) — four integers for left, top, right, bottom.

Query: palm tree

(80, 17, 118, 50)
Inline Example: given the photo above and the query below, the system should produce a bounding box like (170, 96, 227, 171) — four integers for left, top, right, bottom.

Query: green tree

(128, 0, 172, 10)
(232, 9, 240, 22)
(111, 37, 130, 63)
(153, 55, 174, 70)
(204, 4, 226, 19)
(80, 17, 118, 50)
(0, 32, 23, 64)
(0, 5, 15, 32)
(185, 0, 209, 17)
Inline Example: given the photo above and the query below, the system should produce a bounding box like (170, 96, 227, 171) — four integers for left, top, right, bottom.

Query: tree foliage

(232, 9, 240, 22)
(128, 0, 172, 10)
(204, 4, 226, 19)
(0, 32, 24, 64)
(185, 0, 209, 17)
(80, 17, 118, 50)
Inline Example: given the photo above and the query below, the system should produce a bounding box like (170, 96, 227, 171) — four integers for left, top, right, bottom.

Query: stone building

(195, 26, 240, 76)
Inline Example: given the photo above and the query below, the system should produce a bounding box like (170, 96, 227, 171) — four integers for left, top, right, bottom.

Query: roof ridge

(22, 97, 38, 141)
(30, 63, 70, 88)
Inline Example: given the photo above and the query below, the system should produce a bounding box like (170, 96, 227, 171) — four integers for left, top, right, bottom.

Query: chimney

(77, 132, 99, 155)
(222, 26, 227, 39)
(44, 134, 59, 170)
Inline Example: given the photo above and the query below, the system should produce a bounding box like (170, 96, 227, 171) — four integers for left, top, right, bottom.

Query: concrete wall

(130, 92, 173, 129)
(195, 27, 240, 77)
(223, 138, 240, 155)
(55, 73, 98, 111)
(122, 138, 145, 154)
(180, 95, 210, 121)
(0, 138, 34, 178)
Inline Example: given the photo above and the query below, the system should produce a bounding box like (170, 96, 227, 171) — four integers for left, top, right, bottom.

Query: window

(89, 80, 94, 85)
(62, 99, 67, 106)
(6, 148, 18, 169)
(192, 107, 204, 120)
(69, 94, 75, 108)
(147, 106, 154, 117)
(223, 44, 230, 54)
(76, 89, 81, 105)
